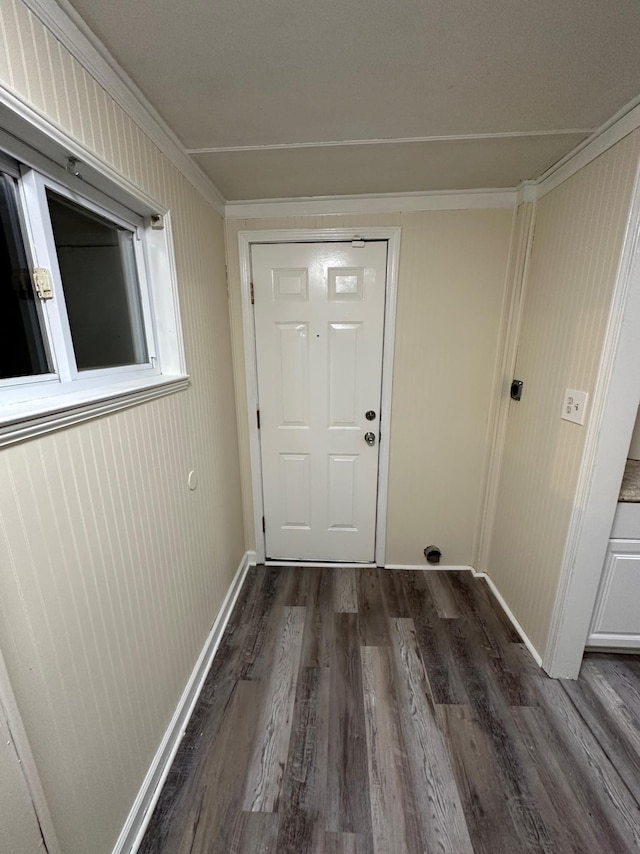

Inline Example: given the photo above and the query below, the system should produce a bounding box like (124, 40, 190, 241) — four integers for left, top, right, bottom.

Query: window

(0, 146, 186, 441)
(46, 190, 149, 372)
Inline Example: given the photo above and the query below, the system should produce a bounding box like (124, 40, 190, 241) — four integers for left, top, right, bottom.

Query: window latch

(33, 267, 53, 300)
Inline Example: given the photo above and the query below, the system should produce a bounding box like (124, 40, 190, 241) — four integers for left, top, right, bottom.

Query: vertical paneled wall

(488, 130, 640, 656)
(0, 2, 244, 853)
(225, 208, 513, 567)
(0, 712, 42, 854)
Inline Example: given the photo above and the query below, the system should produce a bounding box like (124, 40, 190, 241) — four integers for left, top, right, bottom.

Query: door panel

(329, 322, 361, 427)
(280, 453, 311, 528)
(252, 241, 387, 561)
(328, 455, 358, 530)
(276, 322, 309, 425)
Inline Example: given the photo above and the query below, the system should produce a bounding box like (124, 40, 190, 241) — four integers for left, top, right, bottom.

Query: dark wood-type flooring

(139, 567, 640, 853)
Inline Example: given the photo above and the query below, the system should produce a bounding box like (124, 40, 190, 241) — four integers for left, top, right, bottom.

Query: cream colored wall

(488, 130, 640, 656)
(0, 713, 43, 854)
(0, 3, 244, 853)
(226, 208, 513, 566)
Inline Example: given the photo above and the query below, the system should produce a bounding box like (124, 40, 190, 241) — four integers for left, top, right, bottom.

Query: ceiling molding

(22, 0, 227, 214)
(188, 129, 594, 155)
(0, 83, 163, 216)
(536, 95, 640, 198)
(516, 182, 538, 204)
(225, 188, 518, 219)
(224, 95, 640, 218)
(16, 0, 640, 214)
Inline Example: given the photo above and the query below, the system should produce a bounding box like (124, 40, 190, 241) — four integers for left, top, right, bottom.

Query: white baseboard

(263, 562, 474, 571)
(246, 550, 257, 566)
(384, 564, 475, 572)
(265, 560, 377, 569)
(586, 632, 640, 649)
(474, 571, 543, 666)
(113, 550, 253, 854)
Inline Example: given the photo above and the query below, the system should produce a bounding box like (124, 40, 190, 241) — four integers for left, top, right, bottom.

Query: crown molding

(18, 0, 640, 216)
(224, 96, 640, 215)
(22, 0, 226, 215)
(536, 95, 640, 199)
(516, 181, 537, 204)
(0, 84, 169, 218)
(225, 188, 518, 218)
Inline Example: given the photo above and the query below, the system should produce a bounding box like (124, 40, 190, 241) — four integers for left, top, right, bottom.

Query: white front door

(252, 241, 388, 562)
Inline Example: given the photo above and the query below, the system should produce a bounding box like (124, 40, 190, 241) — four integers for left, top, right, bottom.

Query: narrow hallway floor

(139, 566, 640, 853)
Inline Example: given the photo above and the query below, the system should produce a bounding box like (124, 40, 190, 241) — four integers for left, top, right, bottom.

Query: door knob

(364, 432, 376, 446)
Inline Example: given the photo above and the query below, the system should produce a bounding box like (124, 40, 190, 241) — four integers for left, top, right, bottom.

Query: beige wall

(0, 713, 42, 854)
(226, 208, 513, 566)
(0, 3, 244, 853)
(488, 130, 640, 655)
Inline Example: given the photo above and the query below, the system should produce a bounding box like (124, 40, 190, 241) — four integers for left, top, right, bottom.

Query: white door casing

(252, 241, 388, 562)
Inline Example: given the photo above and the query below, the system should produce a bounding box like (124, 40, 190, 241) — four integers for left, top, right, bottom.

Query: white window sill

(0, 374, 190, 448)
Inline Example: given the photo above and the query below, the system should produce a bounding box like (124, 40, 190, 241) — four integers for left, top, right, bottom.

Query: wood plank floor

(139, 567, 640, 853)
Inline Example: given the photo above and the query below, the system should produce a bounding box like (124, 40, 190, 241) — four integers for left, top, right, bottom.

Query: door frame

(238, 227, 401, 565)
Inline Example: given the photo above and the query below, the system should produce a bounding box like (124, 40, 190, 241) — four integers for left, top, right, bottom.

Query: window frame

(0, 132, 189, 446)
(0, 153, 55, 383)
(20, 168, 159, 383)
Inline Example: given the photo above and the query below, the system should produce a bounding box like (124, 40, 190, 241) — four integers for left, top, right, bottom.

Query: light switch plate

(561, 388, 588, 425)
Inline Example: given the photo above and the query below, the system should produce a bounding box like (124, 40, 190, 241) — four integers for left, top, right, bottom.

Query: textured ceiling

(65, 0, 640, 200)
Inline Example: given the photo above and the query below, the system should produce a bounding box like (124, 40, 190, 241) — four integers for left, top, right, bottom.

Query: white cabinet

(588, 537, 640, 648)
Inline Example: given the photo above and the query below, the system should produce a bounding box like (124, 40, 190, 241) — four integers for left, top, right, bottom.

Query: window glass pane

(0, 173, 49, 379)
(47, 191, 148, 371)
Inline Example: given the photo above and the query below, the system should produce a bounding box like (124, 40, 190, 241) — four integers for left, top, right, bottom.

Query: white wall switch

(561, 388, 589, 425)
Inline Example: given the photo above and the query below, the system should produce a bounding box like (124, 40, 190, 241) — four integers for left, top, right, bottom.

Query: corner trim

(21, 0, 226, 214)
(474, 200, 537, 574)
(114, 550, 253, 854)
(516, 181, 538, 204)
(0, 647, 61, 854)
(475, 572, 543, 666)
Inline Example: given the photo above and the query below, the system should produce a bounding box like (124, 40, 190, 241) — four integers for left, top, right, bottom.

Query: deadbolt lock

(365, 410, 376, 420)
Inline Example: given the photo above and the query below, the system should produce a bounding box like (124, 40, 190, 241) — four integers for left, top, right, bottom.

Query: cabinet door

(588, 539, 640, 648)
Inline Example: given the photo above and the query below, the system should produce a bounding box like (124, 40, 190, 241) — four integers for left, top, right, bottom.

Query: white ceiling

(65, 0, 640, 200)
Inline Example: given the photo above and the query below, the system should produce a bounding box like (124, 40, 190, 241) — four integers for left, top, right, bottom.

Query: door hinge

(256, 409, 260, 429)
(250, 282, 255, 305)
(262, 516, 266, 533)
(33, 267, 53, 300)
